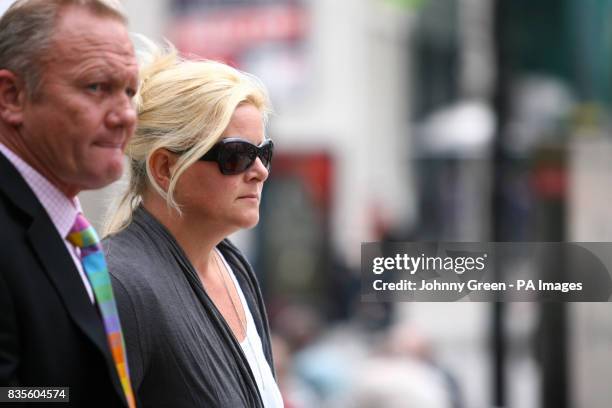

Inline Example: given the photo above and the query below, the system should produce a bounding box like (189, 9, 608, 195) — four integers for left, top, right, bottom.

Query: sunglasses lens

(219, 142, 256, 175)
(259, 143, 273, 168)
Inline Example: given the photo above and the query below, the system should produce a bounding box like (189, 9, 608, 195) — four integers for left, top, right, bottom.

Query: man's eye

(87, 83, 101, 92)
(126, 87, 136, 98)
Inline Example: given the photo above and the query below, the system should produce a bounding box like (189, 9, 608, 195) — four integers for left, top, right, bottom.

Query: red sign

(168, 4, 309, 62)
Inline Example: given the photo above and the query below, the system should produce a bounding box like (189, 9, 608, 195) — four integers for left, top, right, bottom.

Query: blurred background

(2, 0, 610, 406)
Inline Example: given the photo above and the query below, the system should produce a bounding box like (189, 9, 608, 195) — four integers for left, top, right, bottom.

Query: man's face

(20, 6, 138, 196)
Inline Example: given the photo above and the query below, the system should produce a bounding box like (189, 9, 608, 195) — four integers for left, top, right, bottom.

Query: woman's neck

(141, 196, 233, 277)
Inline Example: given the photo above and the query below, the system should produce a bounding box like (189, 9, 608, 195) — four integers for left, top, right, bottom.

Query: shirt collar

(0, 143, 82, 238)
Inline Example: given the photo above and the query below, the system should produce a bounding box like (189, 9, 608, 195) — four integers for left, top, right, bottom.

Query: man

(0, 0, 138, 406)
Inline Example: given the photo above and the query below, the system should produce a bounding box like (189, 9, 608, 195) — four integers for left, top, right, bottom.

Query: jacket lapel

(27, 216, 114, 356)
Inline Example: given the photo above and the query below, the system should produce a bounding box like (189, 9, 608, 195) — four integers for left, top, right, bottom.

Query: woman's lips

(238, 194, 259, 201)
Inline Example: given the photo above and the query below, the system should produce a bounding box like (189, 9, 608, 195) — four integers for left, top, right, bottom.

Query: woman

(103, 44, 283, 407)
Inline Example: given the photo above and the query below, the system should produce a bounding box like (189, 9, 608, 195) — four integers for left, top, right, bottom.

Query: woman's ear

(148, 149, 179, 192)
(0, 70, 26, 126)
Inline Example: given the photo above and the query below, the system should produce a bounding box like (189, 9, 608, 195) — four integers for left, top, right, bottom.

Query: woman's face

(175, 103, 269, 232)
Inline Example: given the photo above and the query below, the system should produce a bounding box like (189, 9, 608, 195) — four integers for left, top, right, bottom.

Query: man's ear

(0, 70, 26, 126)
(148, 148, 179, 193)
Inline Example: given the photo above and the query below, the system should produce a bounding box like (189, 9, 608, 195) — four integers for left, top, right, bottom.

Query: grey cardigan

(103, 206, 273, 408)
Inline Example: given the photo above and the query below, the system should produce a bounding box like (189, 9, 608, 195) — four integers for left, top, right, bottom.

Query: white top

(216, 249, 284, 408)
(0, 143, 94, 303)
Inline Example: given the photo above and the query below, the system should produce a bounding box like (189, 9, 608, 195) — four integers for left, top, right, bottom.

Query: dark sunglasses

(198, 137, 274, 175)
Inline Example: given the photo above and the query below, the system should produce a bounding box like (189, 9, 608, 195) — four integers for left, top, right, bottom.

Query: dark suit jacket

(0, 153, 128, 407)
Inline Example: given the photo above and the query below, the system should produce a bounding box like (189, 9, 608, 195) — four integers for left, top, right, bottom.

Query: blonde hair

(103, 41, 271, 236)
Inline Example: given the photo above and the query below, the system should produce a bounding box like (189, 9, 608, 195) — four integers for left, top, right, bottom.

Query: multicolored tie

(67, 213, 136, 408)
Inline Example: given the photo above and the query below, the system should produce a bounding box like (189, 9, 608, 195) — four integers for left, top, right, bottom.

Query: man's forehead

(53, 34, 135, 59)
(47, 14, 135, 62)
(52, 7, 131, 48)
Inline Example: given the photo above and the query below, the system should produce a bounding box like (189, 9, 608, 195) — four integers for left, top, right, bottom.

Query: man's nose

(106, 95, 137, 130)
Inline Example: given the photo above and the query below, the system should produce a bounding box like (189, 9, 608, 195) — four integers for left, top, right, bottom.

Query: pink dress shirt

(0, 143, 94, 303)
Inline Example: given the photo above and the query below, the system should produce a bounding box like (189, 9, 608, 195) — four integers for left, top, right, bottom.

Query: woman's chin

(236, 213, 260, 230)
